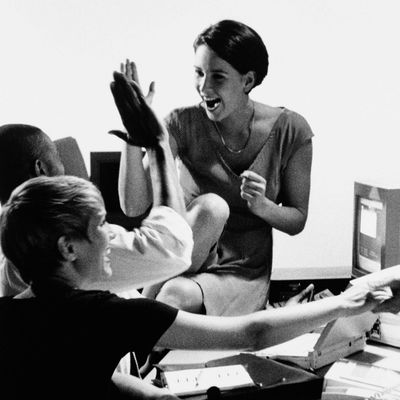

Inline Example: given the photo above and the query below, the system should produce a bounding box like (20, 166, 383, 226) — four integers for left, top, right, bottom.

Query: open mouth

(203, 97, 221, 111)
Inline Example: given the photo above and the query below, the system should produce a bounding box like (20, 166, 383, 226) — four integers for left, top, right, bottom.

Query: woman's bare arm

(157, 278, 392, 351)
(240, 140, 312, 235)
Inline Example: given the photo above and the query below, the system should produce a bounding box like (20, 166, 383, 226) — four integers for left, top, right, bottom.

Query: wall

(1, 0, 399, 275)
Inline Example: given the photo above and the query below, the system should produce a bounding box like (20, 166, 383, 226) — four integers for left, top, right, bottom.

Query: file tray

(156, 353, 323, 399)
(254, 311, 378, 370)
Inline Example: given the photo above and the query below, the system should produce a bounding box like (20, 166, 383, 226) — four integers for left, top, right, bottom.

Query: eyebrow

(193, 65, 228, 74)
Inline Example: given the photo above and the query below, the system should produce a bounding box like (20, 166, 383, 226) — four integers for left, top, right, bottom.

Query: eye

(194, 68, 204, 78)
(212, 73, 225, 81)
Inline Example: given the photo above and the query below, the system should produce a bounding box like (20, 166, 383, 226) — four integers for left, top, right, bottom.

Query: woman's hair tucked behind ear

(193, 19, 269, 89)
(0, 175, 104, 284)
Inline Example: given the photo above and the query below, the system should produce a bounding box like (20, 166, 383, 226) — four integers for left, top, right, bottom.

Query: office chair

(54, 136, 89, 180)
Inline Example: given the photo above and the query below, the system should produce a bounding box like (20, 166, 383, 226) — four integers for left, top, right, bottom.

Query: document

(323, 358, 400, 400)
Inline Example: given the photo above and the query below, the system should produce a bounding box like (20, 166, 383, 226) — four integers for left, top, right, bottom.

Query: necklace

(213, 102, 255, 154)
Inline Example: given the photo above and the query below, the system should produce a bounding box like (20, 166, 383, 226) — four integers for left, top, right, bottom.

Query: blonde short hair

(0, 175, 104, 284)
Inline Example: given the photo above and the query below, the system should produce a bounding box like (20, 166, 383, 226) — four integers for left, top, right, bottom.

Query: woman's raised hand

(109, 71, 165, 148)
(121, 59, 155, 105)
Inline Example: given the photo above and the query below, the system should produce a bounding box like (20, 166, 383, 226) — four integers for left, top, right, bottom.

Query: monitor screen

(352, 181, 400, 277)
(356, 197, 383, 273)
(90, 151, 145, 230)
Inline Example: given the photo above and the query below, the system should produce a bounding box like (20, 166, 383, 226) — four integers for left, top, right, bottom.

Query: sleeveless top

(165, 104, 314, 281)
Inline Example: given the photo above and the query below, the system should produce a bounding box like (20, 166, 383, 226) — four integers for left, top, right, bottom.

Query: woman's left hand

(240, 170, 270, 216)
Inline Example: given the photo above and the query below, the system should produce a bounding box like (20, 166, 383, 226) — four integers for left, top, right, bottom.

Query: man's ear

(57, 236, 78, 262)
(243, 71, 256, 94)
(34, 159, 49, 176)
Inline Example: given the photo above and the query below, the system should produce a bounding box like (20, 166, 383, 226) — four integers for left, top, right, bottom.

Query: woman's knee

(156, 277, 203, 313)
(188, 193, 229, 229)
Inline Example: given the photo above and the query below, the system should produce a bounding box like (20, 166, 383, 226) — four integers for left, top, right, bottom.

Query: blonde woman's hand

(350, 265, 400, 314)
(338, 284, 391, 317)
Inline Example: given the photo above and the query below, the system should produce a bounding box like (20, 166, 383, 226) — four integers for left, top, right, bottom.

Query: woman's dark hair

(193, 20, 269, 89)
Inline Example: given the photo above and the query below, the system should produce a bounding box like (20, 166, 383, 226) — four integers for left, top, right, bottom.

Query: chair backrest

(54, 137, 89, 180)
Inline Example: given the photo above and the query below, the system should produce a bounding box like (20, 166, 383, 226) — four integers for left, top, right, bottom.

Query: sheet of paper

(325, 358, 400, 397)
(254, 332, 320, 358)
(160, 349, 239, 366)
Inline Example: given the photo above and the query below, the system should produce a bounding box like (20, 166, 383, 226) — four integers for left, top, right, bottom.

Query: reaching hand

(120, 58, 155, 105)
(109, 71, 166, 148)
(350, 265, 400, 314)
(337, 284, 386, 317)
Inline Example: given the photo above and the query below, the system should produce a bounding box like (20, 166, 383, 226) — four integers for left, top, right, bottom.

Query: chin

(205, 108, 223, 122)
(103, 261, 113, 278)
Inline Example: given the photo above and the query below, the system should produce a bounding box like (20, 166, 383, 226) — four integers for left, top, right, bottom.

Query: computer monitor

(352, 181, 400, 277)
(90, 151, 145, 230)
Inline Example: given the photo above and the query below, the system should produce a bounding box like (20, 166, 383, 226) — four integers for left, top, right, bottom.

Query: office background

(1, 0, 399, 274)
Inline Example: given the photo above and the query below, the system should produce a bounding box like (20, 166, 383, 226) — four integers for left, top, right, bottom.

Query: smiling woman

(71, 207, 115, 284)
(119, 19, 314, 316)
(0, 175, 107, 288)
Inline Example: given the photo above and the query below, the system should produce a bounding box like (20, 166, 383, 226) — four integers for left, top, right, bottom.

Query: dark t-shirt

(0, 281, 178, 400)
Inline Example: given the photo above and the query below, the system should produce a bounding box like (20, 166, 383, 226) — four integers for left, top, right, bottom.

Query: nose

(197, 74, 211, 94)
(106, 223, 116, 240)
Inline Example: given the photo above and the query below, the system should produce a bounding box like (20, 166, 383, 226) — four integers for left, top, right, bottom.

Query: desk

(346, 341, 400, 371)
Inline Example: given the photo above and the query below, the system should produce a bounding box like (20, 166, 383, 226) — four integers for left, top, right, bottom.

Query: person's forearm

(157, 295, 348, 352)
(119, 142, 153, 216)
(249, 296, 346, 349)
(255, 199, 307, 235)
(147, 138, 186, 216)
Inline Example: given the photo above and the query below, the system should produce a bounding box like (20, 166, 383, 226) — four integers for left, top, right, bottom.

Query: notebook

(253, 310, 378, 370)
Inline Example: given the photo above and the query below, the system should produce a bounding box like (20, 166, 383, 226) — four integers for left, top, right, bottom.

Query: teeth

(203, 97, 221, 111)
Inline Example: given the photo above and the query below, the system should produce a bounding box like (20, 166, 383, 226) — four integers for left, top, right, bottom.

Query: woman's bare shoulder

(255, 102, 283, 120)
